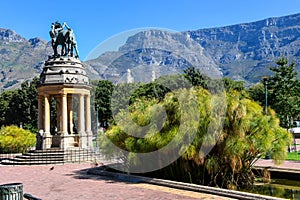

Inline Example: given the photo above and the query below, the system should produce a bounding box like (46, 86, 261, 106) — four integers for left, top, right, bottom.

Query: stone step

(29, 148, 64, 153)
(1, 159, 64, 165)
(1, 148, 96, 165)
(14, 155, 64, 161)
(23, 152, 65, 157)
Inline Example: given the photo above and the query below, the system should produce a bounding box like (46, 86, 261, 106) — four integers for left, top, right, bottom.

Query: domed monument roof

(39, 21, 89, 86)
(40, 57, 89, 85)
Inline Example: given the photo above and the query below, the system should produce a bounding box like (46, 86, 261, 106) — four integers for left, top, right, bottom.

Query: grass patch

(286, 152, 300, 161)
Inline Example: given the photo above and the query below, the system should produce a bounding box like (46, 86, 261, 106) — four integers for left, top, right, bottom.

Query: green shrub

(0, 125, 36, 153)
(101, 87, 292, 189)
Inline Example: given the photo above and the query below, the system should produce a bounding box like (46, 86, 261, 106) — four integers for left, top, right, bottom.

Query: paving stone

(0, 163, 235, 200)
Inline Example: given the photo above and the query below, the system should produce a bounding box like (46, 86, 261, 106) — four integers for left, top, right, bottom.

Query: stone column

(49, 96, 61, 148)
(43, 94, 52, 149)
(36, 95, 44, 150)
(37, 95, 43, 131)
(55, 97, 61, 133)
(78, 94, 87, 148)
(61, 93, 68, 149)
(67, 95, 73, 134)
(85, 94, 92, 148)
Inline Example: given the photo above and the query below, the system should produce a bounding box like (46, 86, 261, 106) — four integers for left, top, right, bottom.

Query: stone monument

(36, 21, 92, 150)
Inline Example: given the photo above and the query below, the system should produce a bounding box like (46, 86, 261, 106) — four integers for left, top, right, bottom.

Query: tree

(268, 57, 300, 127)
(0, 77, 39, 132)
(183, 67, 209, 88)
(5, 89, 25, 126)
(184, 67, 240, 94)
(248, 83, 265, 106)
(129, 74, 192, 104)
(0, 90, 15, 126)
(94, 80, 114, 128)
(222, 77, 244, 92)
(129, 82, 171, 104)
(24, 77, 39, 131)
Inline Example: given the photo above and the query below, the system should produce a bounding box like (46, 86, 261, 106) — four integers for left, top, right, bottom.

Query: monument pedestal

(51, 135, 61, 148)
(42, 132, 52, 149)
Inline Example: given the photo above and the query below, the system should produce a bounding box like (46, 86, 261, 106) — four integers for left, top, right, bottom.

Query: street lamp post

(261, 76, 269, 115)
(262, 76, 270, 158)
(94, 105, 99, 150)
(95, 105, 99, 131)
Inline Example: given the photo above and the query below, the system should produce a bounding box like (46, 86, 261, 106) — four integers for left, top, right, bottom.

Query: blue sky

(1, 0, 300, 60)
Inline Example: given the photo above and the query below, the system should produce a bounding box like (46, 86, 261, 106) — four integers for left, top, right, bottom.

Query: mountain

(85, 29, 221, 83)
(86, 13, 300, 85)
(2, 13, 300, 90)
(186, 13, 300, 84)
(0, 28, 52, 90)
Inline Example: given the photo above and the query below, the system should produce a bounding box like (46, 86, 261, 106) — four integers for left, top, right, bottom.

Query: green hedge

(0, 125, 36, 153)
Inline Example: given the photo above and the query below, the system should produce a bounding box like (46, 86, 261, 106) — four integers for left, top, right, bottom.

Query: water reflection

(242, 179, 300, 199)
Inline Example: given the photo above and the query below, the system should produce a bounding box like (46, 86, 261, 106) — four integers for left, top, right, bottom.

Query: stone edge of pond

(87, 167, 286, 200)
(254, 166, 300, 174)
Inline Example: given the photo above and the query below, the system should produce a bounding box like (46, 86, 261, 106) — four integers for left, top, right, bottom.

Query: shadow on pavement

(68, 163, 138, 184)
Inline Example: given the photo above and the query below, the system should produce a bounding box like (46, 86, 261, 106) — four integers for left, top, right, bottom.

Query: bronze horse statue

(49, 22, 79, 58)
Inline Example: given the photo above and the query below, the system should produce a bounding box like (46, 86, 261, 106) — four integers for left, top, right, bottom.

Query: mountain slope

(0, 28, 52, 90)
(186, 13, 300, 83)
(85, 29, 221, 83)
(86, 13, 300, 85)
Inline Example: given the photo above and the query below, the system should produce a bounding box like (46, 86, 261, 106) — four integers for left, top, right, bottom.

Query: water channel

(242, 179, 300, 199)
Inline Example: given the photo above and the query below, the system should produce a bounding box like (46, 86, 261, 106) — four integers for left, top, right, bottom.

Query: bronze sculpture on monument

(36, 21, 93, 153)
(49, 21, 79, 58)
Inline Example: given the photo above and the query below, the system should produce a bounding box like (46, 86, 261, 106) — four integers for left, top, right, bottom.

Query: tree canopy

(93, 80, 114, 128)
(249, 57, 300, 127)
(0, 77, 39, 132)
(268, 57, 300, 127)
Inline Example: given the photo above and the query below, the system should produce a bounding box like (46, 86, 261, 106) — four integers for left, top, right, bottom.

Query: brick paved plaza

(0, 163, 234, 200)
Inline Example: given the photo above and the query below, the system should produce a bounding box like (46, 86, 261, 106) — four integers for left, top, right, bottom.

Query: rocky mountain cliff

(1, 13, 300, 90)
(0, 28, 52, 90)
(85, 29, 221, 83)
(86, 13, 300, 85)
(186, 13, 300, 84)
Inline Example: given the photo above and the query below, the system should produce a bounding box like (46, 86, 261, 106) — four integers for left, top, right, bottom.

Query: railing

(287, 138, 300, 162)
(3, 135, 298, 165)
(0, 147, 116, 166)
(0, 153, 22, 161)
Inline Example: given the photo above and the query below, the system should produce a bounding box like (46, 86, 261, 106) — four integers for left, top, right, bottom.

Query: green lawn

(286, 151, 300, 161)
